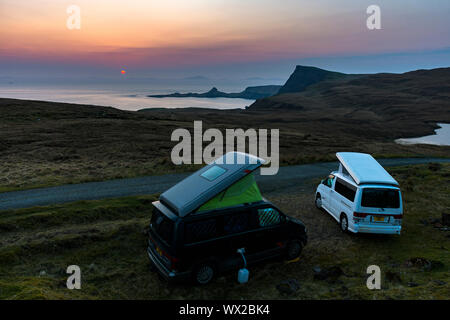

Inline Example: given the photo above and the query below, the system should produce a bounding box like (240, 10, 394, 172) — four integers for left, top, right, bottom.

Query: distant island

(148, 66, 362, 101)
(148, 85, 282, 100)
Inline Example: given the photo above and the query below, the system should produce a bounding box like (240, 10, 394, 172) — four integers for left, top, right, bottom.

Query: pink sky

(1, 0, 449, 77)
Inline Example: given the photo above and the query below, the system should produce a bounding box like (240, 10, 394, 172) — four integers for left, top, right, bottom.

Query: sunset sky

(1, 0, 449, 81)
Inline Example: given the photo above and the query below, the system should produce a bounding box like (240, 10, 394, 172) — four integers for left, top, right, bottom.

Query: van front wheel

(340, 214, 348, 232)
(286, 240, 303, 260)
(315, 194, 322, 209)
(193, 262, 215, 285)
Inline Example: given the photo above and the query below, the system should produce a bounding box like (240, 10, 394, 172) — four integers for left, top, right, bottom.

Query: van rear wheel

(340, 214, 348, 232)
(193, 262, 215, 285)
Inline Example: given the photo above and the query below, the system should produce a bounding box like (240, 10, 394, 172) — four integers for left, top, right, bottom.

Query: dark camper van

(147, 152, 307, 284)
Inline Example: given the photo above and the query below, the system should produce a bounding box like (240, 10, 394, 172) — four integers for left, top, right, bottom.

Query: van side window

(257, 208, 281, 227)
(334, 179, 356, 202)
(184, 218, 217, 243)
(223, 211, 251, 235)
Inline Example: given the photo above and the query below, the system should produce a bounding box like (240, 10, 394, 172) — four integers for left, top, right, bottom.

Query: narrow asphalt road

(0, 158, 448, 211)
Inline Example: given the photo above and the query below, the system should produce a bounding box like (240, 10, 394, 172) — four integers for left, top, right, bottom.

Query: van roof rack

(159, 152, 266, 217)
(336, 152, 399, 186)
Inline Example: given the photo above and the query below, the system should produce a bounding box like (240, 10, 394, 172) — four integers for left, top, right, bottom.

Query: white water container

(238, 268, 249, 284)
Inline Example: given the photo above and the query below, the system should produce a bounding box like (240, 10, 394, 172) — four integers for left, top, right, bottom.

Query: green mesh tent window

(197, 173, 262, 212)
(257, 208, 281, 227)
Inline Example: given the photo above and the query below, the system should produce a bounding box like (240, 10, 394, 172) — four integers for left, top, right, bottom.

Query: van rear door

(358, 187, 402, 224)
(149, 206, 177, 269)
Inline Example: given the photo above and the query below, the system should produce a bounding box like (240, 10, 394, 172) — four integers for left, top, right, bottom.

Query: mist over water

(0, 81, 259, 111)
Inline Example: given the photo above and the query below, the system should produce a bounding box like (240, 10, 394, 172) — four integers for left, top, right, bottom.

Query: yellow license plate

(373, 216, 385, 222)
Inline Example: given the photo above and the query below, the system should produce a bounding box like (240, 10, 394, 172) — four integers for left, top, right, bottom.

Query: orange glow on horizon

(0, 0, 349, 66)
(1, 0, 448, 69)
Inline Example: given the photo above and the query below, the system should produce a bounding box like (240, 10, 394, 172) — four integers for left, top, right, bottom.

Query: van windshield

(361, 188, 400, 208)
(151, 208, 175, 245)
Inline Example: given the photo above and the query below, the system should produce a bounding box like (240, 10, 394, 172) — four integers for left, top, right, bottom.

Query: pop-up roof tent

(159, 152, 266, 217)
(336, 152, 399, 186)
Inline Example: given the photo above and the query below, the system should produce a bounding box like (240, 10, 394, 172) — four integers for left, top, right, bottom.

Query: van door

(222, 208, 256, 269)
(332, 178, 356, 220)
(320, 175, 335, 211)
(328, 179, 340, 219)
(249, 206, 286, 261)
(182, 216, 225, 269)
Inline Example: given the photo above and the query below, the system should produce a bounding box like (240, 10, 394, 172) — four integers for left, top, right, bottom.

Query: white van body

(315, 152, 403, 235)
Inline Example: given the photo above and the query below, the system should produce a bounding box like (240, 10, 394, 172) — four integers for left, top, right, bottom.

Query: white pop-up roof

(159, 152, 266, 217)
(336, 152, 399, 186)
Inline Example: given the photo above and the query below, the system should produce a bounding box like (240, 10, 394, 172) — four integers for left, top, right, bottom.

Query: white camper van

(315, 152, 403, 235)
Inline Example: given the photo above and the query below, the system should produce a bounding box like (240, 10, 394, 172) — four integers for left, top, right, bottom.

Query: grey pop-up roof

(159, 152, 266, 217)
(336, 152, 399, 186)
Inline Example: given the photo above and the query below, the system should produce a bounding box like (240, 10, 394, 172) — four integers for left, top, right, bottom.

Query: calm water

(0, 85, 254, 111)
(396, 123, 450, 146)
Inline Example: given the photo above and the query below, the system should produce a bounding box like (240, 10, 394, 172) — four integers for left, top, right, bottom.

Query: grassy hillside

(0, 98, 201, 192)
(251, 68, 450, 140)
(1, 98, 449, 193)
(0, 67, 449, 192)
(0, 163, 448, 300)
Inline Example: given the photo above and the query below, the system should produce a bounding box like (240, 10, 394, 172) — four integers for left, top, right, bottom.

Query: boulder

(276, 278, 300, 296)
(313, 266, 343, 281)
(385, 270, 402, 283)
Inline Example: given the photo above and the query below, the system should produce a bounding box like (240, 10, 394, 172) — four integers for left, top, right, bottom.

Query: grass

(1, 98, 449, 192)
(0, 163, 448, 300)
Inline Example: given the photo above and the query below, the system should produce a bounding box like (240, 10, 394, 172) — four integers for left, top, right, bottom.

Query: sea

(395, 123, 450, 146)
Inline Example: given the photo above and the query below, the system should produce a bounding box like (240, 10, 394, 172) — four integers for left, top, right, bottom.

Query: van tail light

(354, 212, 368, 218)
(276, 241, 285, 248)
(149, 236, 180, 270)
(392, 215, 403, 225)
(391, 215, 402, 226)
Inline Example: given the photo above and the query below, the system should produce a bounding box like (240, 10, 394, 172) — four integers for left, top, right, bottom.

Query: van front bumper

(147, 246, 191, 282)
(354, 223, 402, 235)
